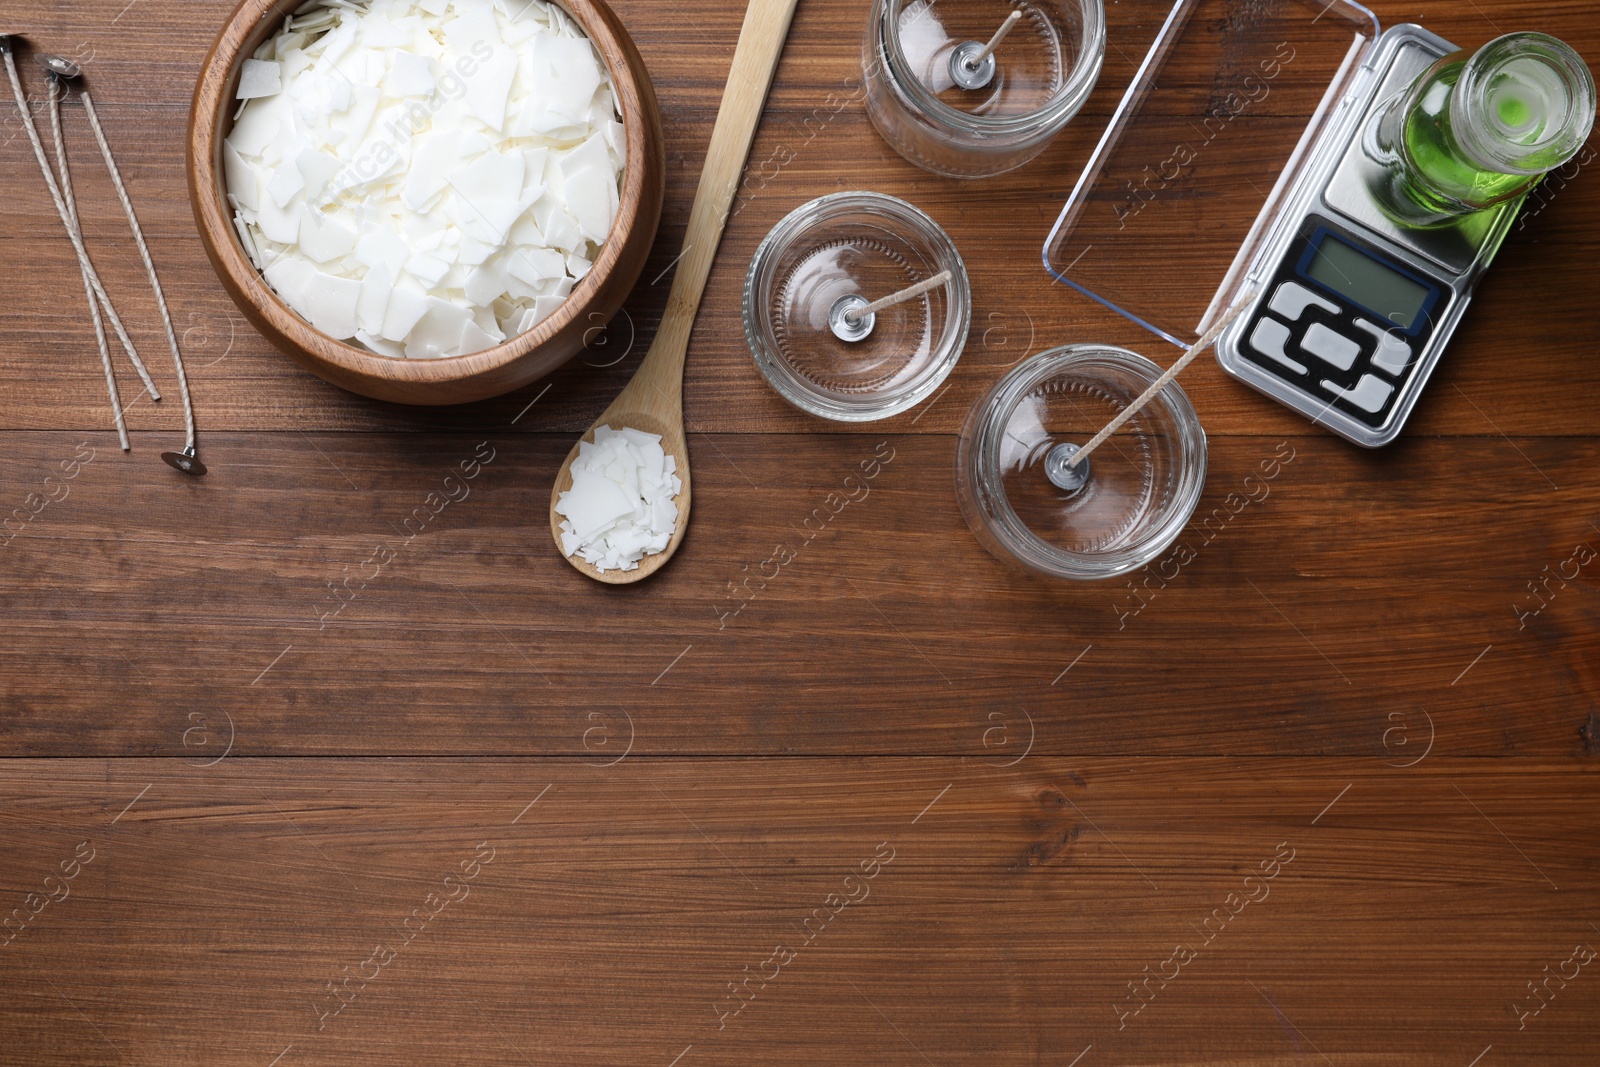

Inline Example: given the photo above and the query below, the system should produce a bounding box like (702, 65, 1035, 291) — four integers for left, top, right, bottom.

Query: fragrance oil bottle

(1372, 32, 1595, 225)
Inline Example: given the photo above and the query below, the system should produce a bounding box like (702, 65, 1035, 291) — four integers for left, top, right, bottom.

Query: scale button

(1300, 323, 1361, 371)
(1351, 318, 1414, 376)
(1268, 281, 1339, 322)
(1248, 317, 1307, 374)
(1321, 374, 1394, 414)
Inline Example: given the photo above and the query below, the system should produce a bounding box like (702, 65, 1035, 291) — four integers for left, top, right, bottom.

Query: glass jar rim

(964, 344, 1208, 579)
(876, 0, 1107, 136)
(1450, 31, 1597, 176)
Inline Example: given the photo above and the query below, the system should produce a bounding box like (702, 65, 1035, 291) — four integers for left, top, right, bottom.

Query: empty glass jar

(863, 0, 1106, 178)
(744, 192, 971, 421)
(957, 344, 1207, 580)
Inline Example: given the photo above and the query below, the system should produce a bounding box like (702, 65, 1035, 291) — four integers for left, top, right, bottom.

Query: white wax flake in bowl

(237, 59, 284, 100)
(555, 426, 682, 573)
(226, 0, 626, 359)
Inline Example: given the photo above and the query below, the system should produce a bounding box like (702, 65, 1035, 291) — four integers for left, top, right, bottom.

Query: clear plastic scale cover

(1046, 0, 1380, 346)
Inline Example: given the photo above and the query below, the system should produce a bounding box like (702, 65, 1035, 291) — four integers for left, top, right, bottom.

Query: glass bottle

(1372, 32, 1595, 224)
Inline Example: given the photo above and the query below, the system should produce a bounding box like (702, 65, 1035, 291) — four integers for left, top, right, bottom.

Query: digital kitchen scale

(1044, 0, 1524, 448)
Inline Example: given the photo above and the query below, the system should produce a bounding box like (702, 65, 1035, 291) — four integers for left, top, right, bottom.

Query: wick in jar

(1064, 287, 1262, 474)
(948, 10, 1022, 91)
(828, 269, 953, 342)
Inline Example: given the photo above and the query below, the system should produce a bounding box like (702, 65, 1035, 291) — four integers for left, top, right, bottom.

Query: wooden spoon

(551, 0, 803, 584)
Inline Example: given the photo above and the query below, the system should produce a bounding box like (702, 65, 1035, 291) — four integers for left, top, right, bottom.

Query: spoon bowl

(549, 404, 691, 584)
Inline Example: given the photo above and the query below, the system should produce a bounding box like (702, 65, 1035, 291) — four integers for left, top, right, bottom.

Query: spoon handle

(629, 0, 803, 410)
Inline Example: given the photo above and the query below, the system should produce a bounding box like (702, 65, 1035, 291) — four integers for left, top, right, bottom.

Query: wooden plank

(0, 757, 1595, 1065)
(3, 431, 1596, 756)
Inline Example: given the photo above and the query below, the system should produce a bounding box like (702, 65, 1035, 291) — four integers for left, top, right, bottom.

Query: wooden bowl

(187, 0, 664, 406)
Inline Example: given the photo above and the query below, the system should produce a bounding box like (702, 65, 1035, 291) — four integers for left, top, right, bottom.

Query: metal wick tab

(38, 54, 82, 82)
(1045, 442, 1091, 494)
(949, 42, 999, 91)
(829, 294, 877, 342)
(948, 9, 1022, 91)
(161, 446, 208, 477)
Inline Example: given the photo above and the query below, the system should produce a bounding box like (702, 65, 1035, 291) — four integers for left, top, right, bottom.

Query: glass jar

(1372, 31, 1596, 223)
(744, 192, 971, 422)
(863, 0, 1105, 179)
(956, 345, 1207, 580)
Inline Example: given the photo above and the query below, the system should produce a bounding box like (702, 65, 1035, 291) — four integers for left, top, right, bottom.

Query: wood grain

(3, 429, 1597, 756)
(1, 0, 1598, 1062)
(1, 758, 1597, 1065)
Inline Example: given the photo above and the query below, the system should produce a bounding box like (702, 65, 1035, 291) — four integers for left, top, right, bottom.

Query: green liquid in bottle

(1376, 32, 1594, 225)
(1401, 62, 1540, 213)
(1496, 93, 1532, 128)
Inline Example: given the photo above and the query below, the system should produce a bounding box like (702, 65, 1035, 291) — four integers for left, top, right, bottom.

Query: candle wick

(1066, 287, 1262, 471)
(844, 270, 954, 323)
(968, 10, 1022, 69)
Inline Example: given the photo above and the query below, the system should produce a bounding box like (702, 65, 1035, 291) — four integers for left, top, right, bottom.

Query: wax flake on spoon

(226, 0, 626, 359)
(555, 427, 682, 573)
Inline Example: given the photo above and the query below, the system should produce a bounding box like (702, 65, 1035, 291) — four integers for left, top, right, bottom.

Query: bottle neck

(1449, 32, 1595, 177)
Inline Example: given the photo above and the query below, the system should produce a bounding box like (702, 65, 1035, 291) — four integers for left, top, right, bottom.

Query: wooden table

(2, 0, 1597, 1062)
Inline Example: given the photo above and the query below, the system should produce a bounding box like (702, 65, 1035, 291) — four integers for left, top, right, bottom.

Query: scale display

(1299, 230, 1436, 334)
